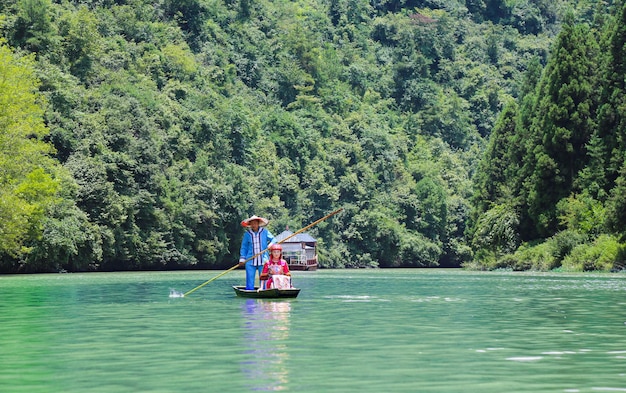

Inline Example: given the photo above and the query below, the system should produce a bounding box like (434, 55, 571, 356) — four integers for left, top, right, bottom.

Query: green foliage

(0, 41, 66, 265)
(470, 100, 519, 217)
(11, 0, 54, 52)
(597, 2, 626, 237)
(556, 193, 606, 236)
(473, 229, 588, 271)
(341, 207, 402, 267)
(1, 0, 615, 273)
(561, 234, 626, 272)
(397, 230, 441, 267)
(26, 197, 103, 272)
(522, 20, 601, 237)
(605, 160, 626, 236)
(506, 240, 557, 271)
(471, 202, 520, 256)
(549, 229, 589, 264)
(470, 1, 626, 271)
(57, 5, 100, 78)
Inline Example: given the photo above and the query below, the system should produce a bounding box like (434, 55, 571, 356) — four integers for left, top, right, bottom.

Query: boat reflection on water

(240, 299, 292, 391)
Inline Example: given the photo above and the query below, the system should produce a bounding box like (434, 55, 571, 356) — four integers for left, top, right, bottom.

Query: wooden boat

(232, 286, 301, 298)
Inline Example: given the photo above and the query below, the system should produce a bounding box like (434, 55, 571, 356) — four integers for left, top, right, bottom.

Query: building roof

(275, 230, 317, 243)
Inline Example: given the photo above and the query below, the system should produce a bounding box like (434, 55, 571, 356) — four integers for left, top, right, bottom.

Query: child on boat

(260, 243, 291, 289)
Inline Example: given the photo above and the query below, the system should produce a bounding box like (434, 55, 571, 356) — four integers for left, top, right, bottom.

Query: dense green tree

(57, 5, 100, 78)
(11, 0, 55, 52)
(0, 41, 71, 269)
(606, 162, 626, 236)
(522, 19, 600, 238)
(471, 202, 520, 258)
(600, 6, 626, 237)
(471, 101, 518, 215)
(26, 194, 103, 272)
(556, 192, 605, 236)
(598, 1, 626, 210)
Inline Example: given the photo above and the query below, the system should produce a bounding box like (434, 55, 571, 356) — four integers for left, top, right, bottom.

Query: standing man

(239, 215, 275, 290)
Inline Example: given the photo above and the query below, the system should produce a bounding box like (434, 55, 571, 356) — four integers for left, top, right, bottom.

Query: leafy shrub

(561, 235, 626, 271)
(549, 229, 588, 263)
(505, 241, 555, 271)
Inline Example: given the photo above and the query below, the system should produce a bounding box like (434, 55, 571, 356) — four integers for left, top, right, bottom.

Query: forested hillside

(0, 0, 621, 273)
(470, 1, 626, 271)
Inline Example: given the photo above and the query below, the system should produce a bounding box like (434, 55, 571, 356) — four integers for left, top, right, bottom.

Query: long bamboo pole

(182, 207, 343, 297)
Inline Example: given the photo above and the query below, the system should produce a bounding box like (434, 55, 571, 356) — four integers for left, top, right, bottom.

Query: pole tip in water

(169, 289, 185, 298)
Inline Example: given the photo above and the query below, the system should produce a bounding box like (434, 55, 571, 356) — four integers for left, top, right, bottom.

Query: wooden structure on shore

(275, 229, 318, 271)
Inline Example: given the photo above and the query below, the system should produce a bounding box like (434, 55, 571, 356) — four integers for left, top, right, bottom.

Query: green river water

(1, 269, 626, 392)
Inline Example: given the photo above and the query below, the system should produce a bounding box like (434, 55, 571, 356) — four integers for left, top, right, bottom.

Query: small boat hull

(232, 286, 301, 298)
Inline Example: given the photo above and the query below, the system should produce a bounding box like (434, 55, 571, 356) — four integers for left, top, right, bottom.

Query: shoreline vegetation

(2, 1, 626, 274)
(465, 234, 626, 273)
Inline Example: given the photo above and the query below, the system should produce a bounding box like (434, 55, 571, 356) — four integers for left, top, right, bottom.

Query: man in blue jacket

(239, 215, 275, 290)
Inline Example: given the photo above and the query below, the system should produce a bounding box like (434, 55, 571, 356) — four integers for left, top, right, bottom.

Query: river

(1, 269, 625, 392)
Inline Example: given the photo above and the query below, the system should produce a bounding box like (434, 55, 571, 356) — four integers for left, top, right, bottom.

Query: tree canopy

(0, 0, 624, 272)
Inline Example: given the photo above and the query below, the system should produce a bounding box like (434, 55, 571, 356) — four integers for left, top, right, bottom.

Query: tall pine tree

(600, 1, 626, 235)
(521, 17, 600, 238)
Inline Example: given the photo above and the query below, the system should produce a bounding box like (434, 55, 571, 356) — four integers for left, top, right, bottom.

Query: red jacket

(261, 259, 290, 279)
